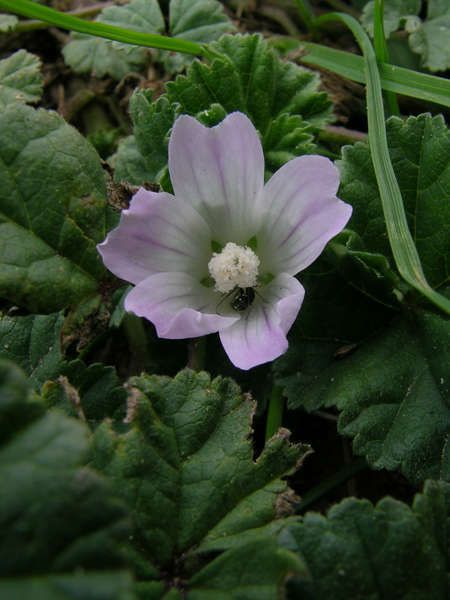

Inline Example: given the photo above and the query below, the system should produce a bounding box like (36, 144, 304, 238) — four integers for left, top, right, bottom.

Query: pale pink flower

(98, 112, 352, 369)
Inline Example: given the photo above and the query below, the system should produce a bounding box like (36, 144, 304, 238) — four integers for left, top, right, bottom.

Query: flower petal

(98, 188, 211, 284)
(219, 274, 305, 370)
(169, 112, 265, 244)
(258, 156, 352, 275)
(125, 272, 238, 339)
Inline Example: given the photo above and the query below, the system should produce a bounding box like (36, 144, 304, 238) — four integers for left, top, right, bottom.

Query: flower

(98, 112, 352, 370)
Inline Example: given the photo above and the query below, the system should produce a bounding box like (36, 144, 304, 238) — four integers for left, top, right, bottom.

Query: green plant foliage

(0, 359, 135, 599)
(282, 480, 450, 599)
(158, 0, 236, 74)
(409, 0, 450, 71)
(361, 0, 421, 37)
(283, 307, 450, 485)
(113, 34, 332, 186)
(361, 0, 450, 72)
(92, 369, 310, 598)
(339, 113, 450, 290)
(0, 103, 114, 313)
(262, 114, 316, 177)
(63, 0, 165, 79)
(0, 49, 42, 108)
(62, 0, 234, 80)
(0, 311, 65, 389)
(118, 91, 179, 185)
(0, 14, 18, 32)
(43, 359, 127, 426)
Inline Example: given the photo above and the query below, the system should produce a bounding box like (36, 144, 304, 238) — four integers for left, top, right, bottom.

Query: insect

(231, 287, 256, 311)
(216, 286, 256, 314)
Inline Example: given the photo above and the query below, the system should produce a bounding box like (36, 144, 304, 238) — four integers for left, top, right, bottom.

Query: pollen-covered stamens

(208, 242, 260, 294)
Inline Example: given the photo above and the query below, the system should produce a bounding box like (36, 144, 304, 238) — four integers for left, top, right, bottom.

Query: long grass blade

(0, 0, 205, 56)
(299, 42, 450, 108)
(373, 0, 399, 116)
(314, 12, 450, 313)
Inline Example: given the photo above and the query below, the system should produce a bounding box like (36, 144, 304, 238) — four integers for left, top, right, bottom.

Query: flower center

(208, 242, 260, 294)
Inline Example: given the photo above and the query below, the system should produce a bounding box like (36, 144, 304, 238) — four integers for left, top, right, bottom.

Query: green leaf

(0, 103, 111, 312)
(284, 308, 450, 485)
(63, 0, 165, 79)
(0, 359, 135, 599)
(361, 0, 421, 37)
(0, 311, 65, 389)
(263, 114, 316, 177)
(0, 14, 18, 31)
(168, 34, 333, 132)
(62, 0, 234, 80)
(159, 0, 236, 74)
(338, 113, 450, 290)
(409, 10, 450, 72)
(92, 369, 309, 597)
(43, 359, 127, 426)
(0, 50, 43, 108)
(282, 480, 450, 599)
(111, 135, 155, 186)
(129, 90, 180, 183)
(113, 34, 332, 186)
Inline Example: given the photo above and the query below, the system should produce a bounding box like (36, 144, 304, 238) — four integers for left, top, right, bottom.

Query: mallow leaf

(283, 307, 450, 485)
(63, 0, 165, 79)
(0, 311, 65, 390)
(0, 103, 113, 312)
(92, 369, 310, 598)
(63, 0, 234, 80)
(0, 50, 43, 108)
(0, 359, 134, 599)
(409, 1, 450, 71)
(0, 14, 18, 32)
(113, 33, 332, 185)
(339, 113, 450, 290)
(42, 359, 127, 426)
(282, 480, 449, 600)
(167, 34, 333, 133)
(158, 0, 236, 74)
(361, 0, 421, 37)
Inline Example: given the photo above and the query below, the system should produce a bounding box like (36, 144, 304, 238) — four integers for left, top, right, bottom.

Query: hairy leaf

(63, 0, 164, 79)
(63, 0, 234, 80)
(159, 0, 236, 74)
(284, 307, 450, 485)
(113, 34, 332, 185)
(0, 103, 111, 312)
(43, 359, 127, 426)
(409, 2, 450, 72)
(283, 480, 449, 599)
(0, 49, 42, 108)
(361, 0, 421, 37)
(92, 369, 309, 598)
(339, 113, 450, 290)
(0, 311, 65, 389)
(0, 359, 134, 599)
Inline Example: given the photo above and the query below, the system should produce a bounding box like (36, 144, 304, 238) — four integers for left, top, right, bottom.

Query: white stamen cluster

(208, 242, 260, 294)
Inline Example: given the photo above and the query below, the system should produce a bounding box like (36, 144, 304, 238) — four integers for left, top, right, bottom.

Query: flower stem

(187, 338, 206, 372)
(265, 384, 284, 440)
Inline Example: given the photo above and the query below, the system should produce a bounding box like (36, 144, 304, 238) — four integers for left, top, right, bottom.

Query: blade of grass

(294, 0, 315, 33)
(0, 0, 205, 56)
(314, 12, 450, 314)
(373, 0, 399, 116)
(297, 42, 450, 108)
